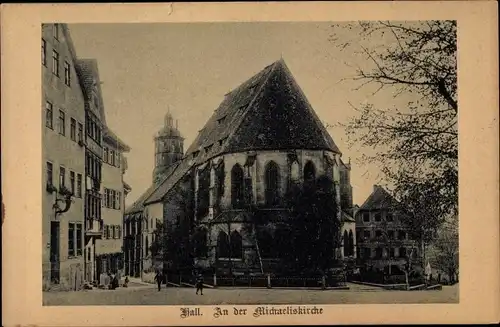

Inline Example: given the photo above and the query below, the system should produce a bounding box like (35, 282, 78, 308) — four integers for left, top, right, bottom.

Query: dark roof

(144, 159, 192, 205)
(124, 162, 181, 214)
(359, 185, 400, 210)
(185, 59, 340, 163)
(74, 59, 107, 124)
(144, 59, 341, 205)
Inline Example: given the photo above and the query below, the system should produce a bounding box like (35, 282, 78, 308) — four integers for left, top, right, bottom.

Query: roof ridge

(219, 60, 281, 154)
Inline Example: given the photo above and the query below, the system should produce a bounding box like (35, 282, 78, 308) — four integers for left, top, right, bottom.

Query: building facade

(125, 59, 356, 278)
(96, 129, 130, 278)
(355, 185, 420, 272)
(74, 59, 106, 283)
(42, 23, 86, 289)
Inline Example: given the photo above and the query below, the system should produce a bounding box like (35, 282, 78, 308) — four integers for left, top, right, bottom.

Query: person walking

(154, 271, 163, 292)
(195, 272, 204, 295)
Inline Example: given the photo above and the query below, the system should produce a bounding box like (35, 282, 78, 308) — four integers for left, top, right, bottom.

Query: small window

(70, 118, 76, 141)
(192, 151, 200, 159)
(64, 61, 71, 86)
(116, 152, 121, 168)
(78, 122, 83, 142)
(363, 212, 370, 222)
(103, 188, 108, 208)
(52, 50, 59, 76)
(103, 147, 108, 163)
(110, 150, 115, 166)
(115, 191, 120, 210)
(399, 231, 407, 240)
(399, 247, 407, 258)
(375, 230, 382, 238)
(68, 222, 75, 257)
(388, 230, 395, 239)
(389, 248, 395, 258)
(76, 223, 82, 256)
(53, 24, 60, 40)
(45, 101, 53, 129)
(103, 225, 109, 239)
(42, 39, 47, 66)
(375, 213, 382, 222)
(46, 162, 53, 186)
(76, 174, 82, 198)
(59, 166, 65, 188)
(386, 213, 394, 222)
(70, 171, 75, 194)
(217, 116, 226, 124)
(363, 230, 371, 239)
(58, 110, 65, 135)
(204, 144, 213, 153)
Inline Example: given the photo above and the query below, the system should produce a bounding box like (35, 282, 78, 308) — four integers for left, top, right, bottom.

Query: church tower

(153, 110, 184, 186)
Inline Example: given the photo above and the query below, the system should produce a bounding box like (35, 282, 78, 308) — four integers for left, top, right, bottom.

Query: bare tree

(431, 218, 459, 283)
(330, 21, 458, 220)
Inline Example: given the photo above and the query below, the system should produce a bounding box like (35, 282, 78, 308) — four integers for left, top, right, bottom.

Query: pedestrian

(154, 271, 163, 291)
(195, 272, 204, 295)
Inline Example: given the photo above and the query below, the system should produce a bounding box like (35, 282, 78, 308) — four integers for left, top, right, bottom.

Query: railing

(165, 272, 347, 289)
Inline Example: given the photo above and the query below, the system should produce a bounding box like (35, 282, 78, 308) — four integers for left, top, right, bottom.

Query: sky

(67, 22, 399, 207)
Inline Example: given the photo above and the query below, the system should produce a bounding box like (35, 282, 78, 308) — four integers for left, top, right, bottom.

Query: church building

(124, 59, 356, 277)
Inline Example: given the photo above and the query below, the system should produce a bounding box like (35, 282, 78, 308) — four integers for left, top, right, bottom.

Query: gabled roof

(144, 159, 193, 205)
(74, 59, 107, 125)
(185, 59, 340, 165)
(143, 59, 341, 206)
(124, 161, 182, 214)
(104, 127, 131, 152)
(360, 185, 400, 210)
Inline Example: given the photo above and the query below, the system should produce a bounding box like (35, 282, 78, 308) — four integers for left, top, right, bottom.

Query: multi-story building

(74, 59, 105, 283)
(355, 185, 420, 272)
(124, 59, 356, 278)
(42, 23, 86, 289)
(97, 128, 130, 277)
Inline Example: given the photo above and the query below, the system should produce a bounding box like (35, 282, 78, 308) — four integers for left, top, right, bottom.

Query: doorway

(50, 221, 60, 283)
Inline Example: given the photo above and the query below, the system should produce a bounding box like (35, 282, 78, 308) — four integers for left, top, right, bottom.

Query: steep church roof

(143, 59, 341, 205)
(185, 58, 340, 161)
(359, 185, 400, 210)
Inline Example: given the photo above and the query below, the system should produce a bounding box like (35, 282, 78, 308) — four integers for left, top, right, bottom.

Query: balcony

(86, 218, 103, 237)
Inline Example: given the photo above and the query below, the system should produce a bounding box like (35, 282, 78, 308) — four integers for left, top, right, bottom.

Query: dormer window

(192, 151, 200, 159)
(93, 94, 99, 109)
(204, 144, 213, 153)
(218, 137, 227, 146)
(217, 116, 226, 125)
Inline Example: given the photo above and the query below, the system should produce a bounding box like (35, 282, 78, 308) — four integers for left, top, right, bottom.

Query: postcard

(1, 1, 498, 326)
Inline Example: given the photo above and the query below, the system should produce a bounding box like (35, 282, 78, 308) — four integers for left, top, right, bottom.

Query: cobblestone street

(43, 283, 459, 306)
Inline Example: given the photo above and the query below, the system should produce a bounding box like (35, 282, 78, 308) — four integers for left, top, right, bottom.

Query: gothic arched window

(197, 166, 210, 218)
(348, 230, 354, 256)
(264, 161, 280, 206)
(217, 231, 230, 258)
(230, 231, 243, 259)
(231, 164, 244, 208)
(193, 228, 208, 257)
(304, 161, 316, 183)
(257, 230, 273, 258)
(343, 230, 349, 257)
